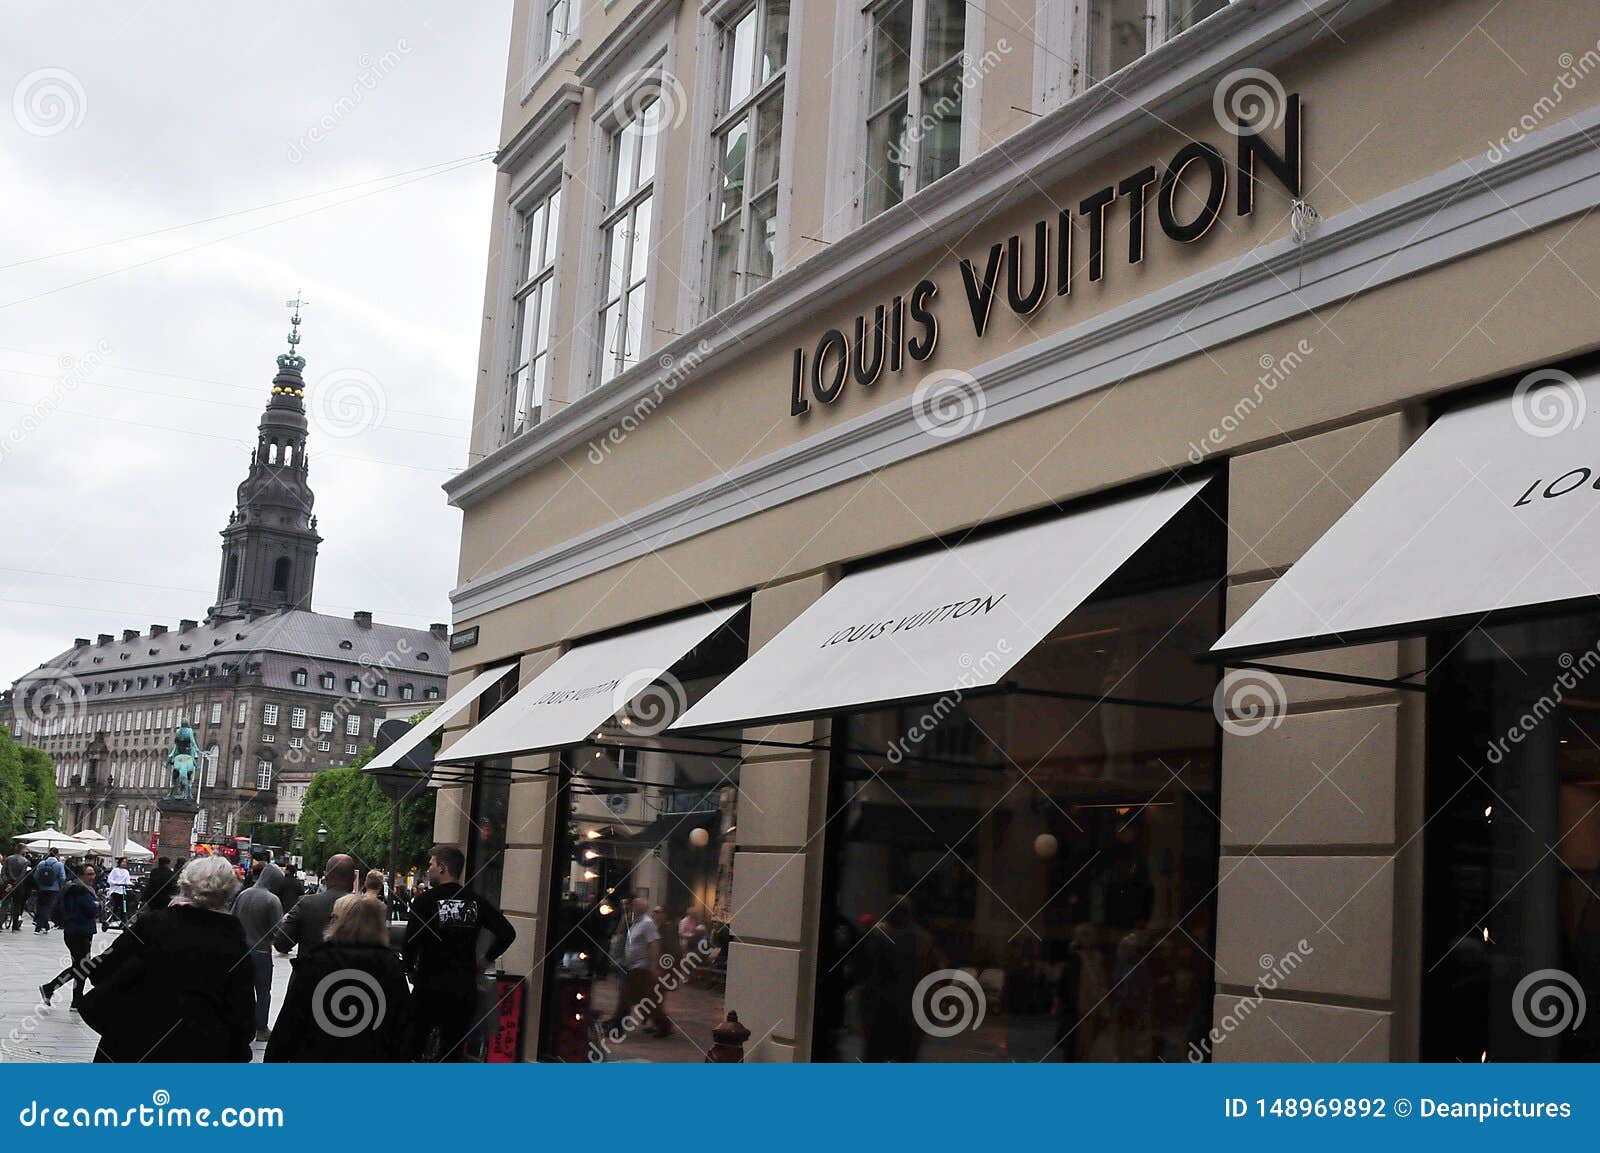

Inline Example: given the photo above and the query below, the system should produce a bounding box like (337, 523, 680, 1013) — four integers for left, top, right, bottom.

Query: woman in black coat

(266, 893, 411, 1062)
(80, 856, 256, 1063)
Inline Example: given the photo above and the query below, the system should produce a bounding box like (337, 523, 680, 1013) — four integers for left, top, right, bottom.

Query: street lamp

(315, 823, 329, 872)
(24, 806, 37, 830)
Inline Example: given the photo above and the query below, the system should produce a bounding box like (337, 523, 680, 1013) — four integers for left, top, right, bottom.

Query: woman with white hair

(78, 855, 257, 1062)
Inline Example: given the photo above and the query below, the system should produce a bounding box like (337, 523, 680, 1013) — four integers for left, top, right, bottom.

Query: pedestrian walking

(402, 845, 515, 1061)
(265, 893, 411, 1062)
(275, 854, 357, 956)
(279, 863, 306, 916)
(106, 858, 131, 927)
(142, 856, 176, 911)
(231, 858, 286, 1041)
(605, 898, 662, 1036)
(39, 863, 99, 1010)
(77, 856, 256, 1063)
(31, 850, 66, 934)
(2, 849, 31, 931)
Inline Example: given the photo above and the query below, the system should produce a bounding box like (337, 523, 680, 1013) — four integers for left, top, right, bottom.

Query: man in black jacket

(403, 845, 515, 1061)
(274, 854, 356, 956)
(142, 858, 176, 911)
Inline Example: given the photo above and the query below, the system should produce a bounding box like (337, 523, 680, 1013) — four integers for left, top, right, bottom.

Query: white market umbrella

(75, 829, 115, 857)
(120, 840, 153, 862)
(16, 829, 92, 854)
(108, 808, 130, 862)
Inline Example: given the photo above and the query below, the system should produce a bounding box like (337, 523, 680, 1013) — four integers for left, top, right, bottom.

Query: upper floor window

(375, 680, 389, 699)
(291, 668, 308, 687)
(710, 0, 789, 312)
(257, 760, 273, 791)
(262, 703, 278, 727)
(400, 684, 415, 701)
(319, 710, 335, 733)
(864, 0, 965, 219)
(1083, 0, 1228, 87)
(543, 0, 571, 64)
(210, 702, 222, 725)
(425, 687, 440, 700)
(290, 706, 306, 730)
(597, 99, 661, 386)
(509, 183, 562, 437)
(320, 672, 336, 690)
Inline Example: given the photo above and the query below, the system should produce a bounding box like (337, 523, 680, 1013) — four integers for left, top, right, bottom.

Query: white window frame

(210, 702, 222, 725)
(319, 710, 335, 733)
(593, 96, 662, 389)
(262, 703, 278, 727)
(1035, 0, 1230, 113)
(290, 706, 306, 731)
(257, 760, 273, 791)
(701, 0, 793, 314)
(506, 179, 564, 439)
(346, 714, 362, 736)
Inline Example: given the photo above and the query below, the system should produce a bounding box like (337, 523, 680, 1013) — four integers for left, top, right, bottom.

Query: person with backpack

(32, 850, 67, 934)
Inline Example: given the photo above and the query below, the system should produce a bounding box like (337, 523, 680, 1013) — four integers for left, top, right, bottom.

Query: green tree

(17, 745, 58, 829)
(294, 750, 433, 875)
(0, 730, 31, 844)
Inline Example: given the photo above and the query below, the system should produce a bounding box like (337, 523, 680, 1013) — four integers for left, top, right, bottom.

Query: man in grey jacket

(232, 858, 286, 1041)
(274, 854, 357, 959)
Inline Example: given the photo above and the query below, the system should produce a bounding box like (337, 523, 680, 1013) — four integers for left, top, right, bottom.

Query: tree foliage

(0, 729, 59, 843)
(293, 747, 433, 875)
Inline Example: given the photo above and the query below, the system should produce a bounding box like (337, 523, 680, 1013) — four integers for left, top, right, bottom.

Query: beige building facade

(433, 0, 1600, 1061)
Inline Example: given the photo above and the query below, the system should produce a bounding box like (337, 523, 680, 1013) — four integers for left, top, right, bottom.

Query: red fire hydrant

(707, 1010, 752, 1062)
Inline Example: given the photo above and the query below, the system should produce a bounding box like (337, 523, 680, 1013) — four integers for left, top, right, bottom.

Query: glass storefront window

(816, 500, 1223, 1061)
(1425, 614, 1600, 1060)
(543, 616, 748, 1061)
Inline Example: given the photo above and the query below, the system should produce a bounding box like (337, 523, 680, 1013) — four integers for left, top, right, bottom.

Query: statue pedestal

(156, 797, 198, 864)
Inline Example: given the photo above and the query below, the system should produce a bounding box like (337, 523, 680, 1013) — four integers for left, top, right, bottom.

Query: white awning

(366, 662, 517, 772)
(436, 603, 744, 764)
(671, 478, 1211, 731)
(1213, 384, 1600, 661)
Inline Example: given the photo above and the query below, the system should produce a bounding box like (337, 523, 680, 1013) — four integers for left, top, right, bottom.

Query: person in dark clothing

(40, 864, 99, 1009)
(275, 854, 357, 956)
(266, 893, 411, 1062)
(4, 857, 35, 932)
(403, 845, 515, 1061)
(278, 864, 306, 917)
(79, 856, 255, 1063)
(141, 858, 176, 911)
(31, 850, 66, 933)
(2, 850, 30, 931)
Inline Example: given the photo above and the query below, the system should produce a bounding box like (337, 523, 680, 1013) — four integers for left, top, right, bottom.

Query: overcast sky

(1, 1, 512, 687)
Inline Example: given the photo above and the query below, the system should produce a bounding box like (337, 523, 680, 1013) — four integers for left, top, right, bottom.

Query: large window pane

(870, 0, 912, 109)
(623, 283, 648, 368)
(542, 191, 561, 265)
(629, 196, 653, 287)
(866, 101, 908, 218)
(917, 63, 962, 189)
(613, 121, 638, 203)
(718, 118, 750, 220)
(753, 91, 783, 191)
(1167, 0, 1228, 35)
(600, 302, 624, 383)
(711, 218, 741, 312)
(761, 0, 790, 81)
(636, 100, 660, 186)
(726, 8, 758, 110)
(1087, 0, 1148, 85)
(748, 190, 777, 289)
(923, 0, 966, 72)
(1425, 614, 1600, 1060)
(523, 200, 545, 278)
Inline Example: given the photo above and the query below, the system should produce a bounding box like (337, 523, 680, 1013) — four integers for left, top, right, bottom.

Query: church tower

(208, 299, 322, 621)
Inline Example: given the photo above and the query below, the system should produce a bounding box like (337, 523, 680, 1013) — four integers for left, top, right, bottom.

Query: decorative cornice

(449, 101, 1600, 622)
(496, 82, 584, 172)
(446, 0, 1390, 508)
(574, 0, 678, 86)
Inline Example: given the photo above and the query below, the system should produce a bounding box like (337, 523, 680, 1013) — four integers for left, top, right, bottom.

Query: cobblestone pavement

(0, 924, 291, 1063)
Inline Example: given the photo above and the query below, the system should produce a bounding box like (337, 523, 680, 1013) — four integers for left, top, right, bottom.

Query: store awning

(671, 478, 1211, 731)
(436, 603, 744, 764)
(366, 662, 517, 773)
(1212, 385, 1600, 662)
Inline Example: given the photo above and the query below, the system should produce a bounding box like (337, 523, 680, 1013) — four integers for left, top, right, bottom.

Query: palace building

(4, 318, 448, 843)
(408, 0, 1600, 1063)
